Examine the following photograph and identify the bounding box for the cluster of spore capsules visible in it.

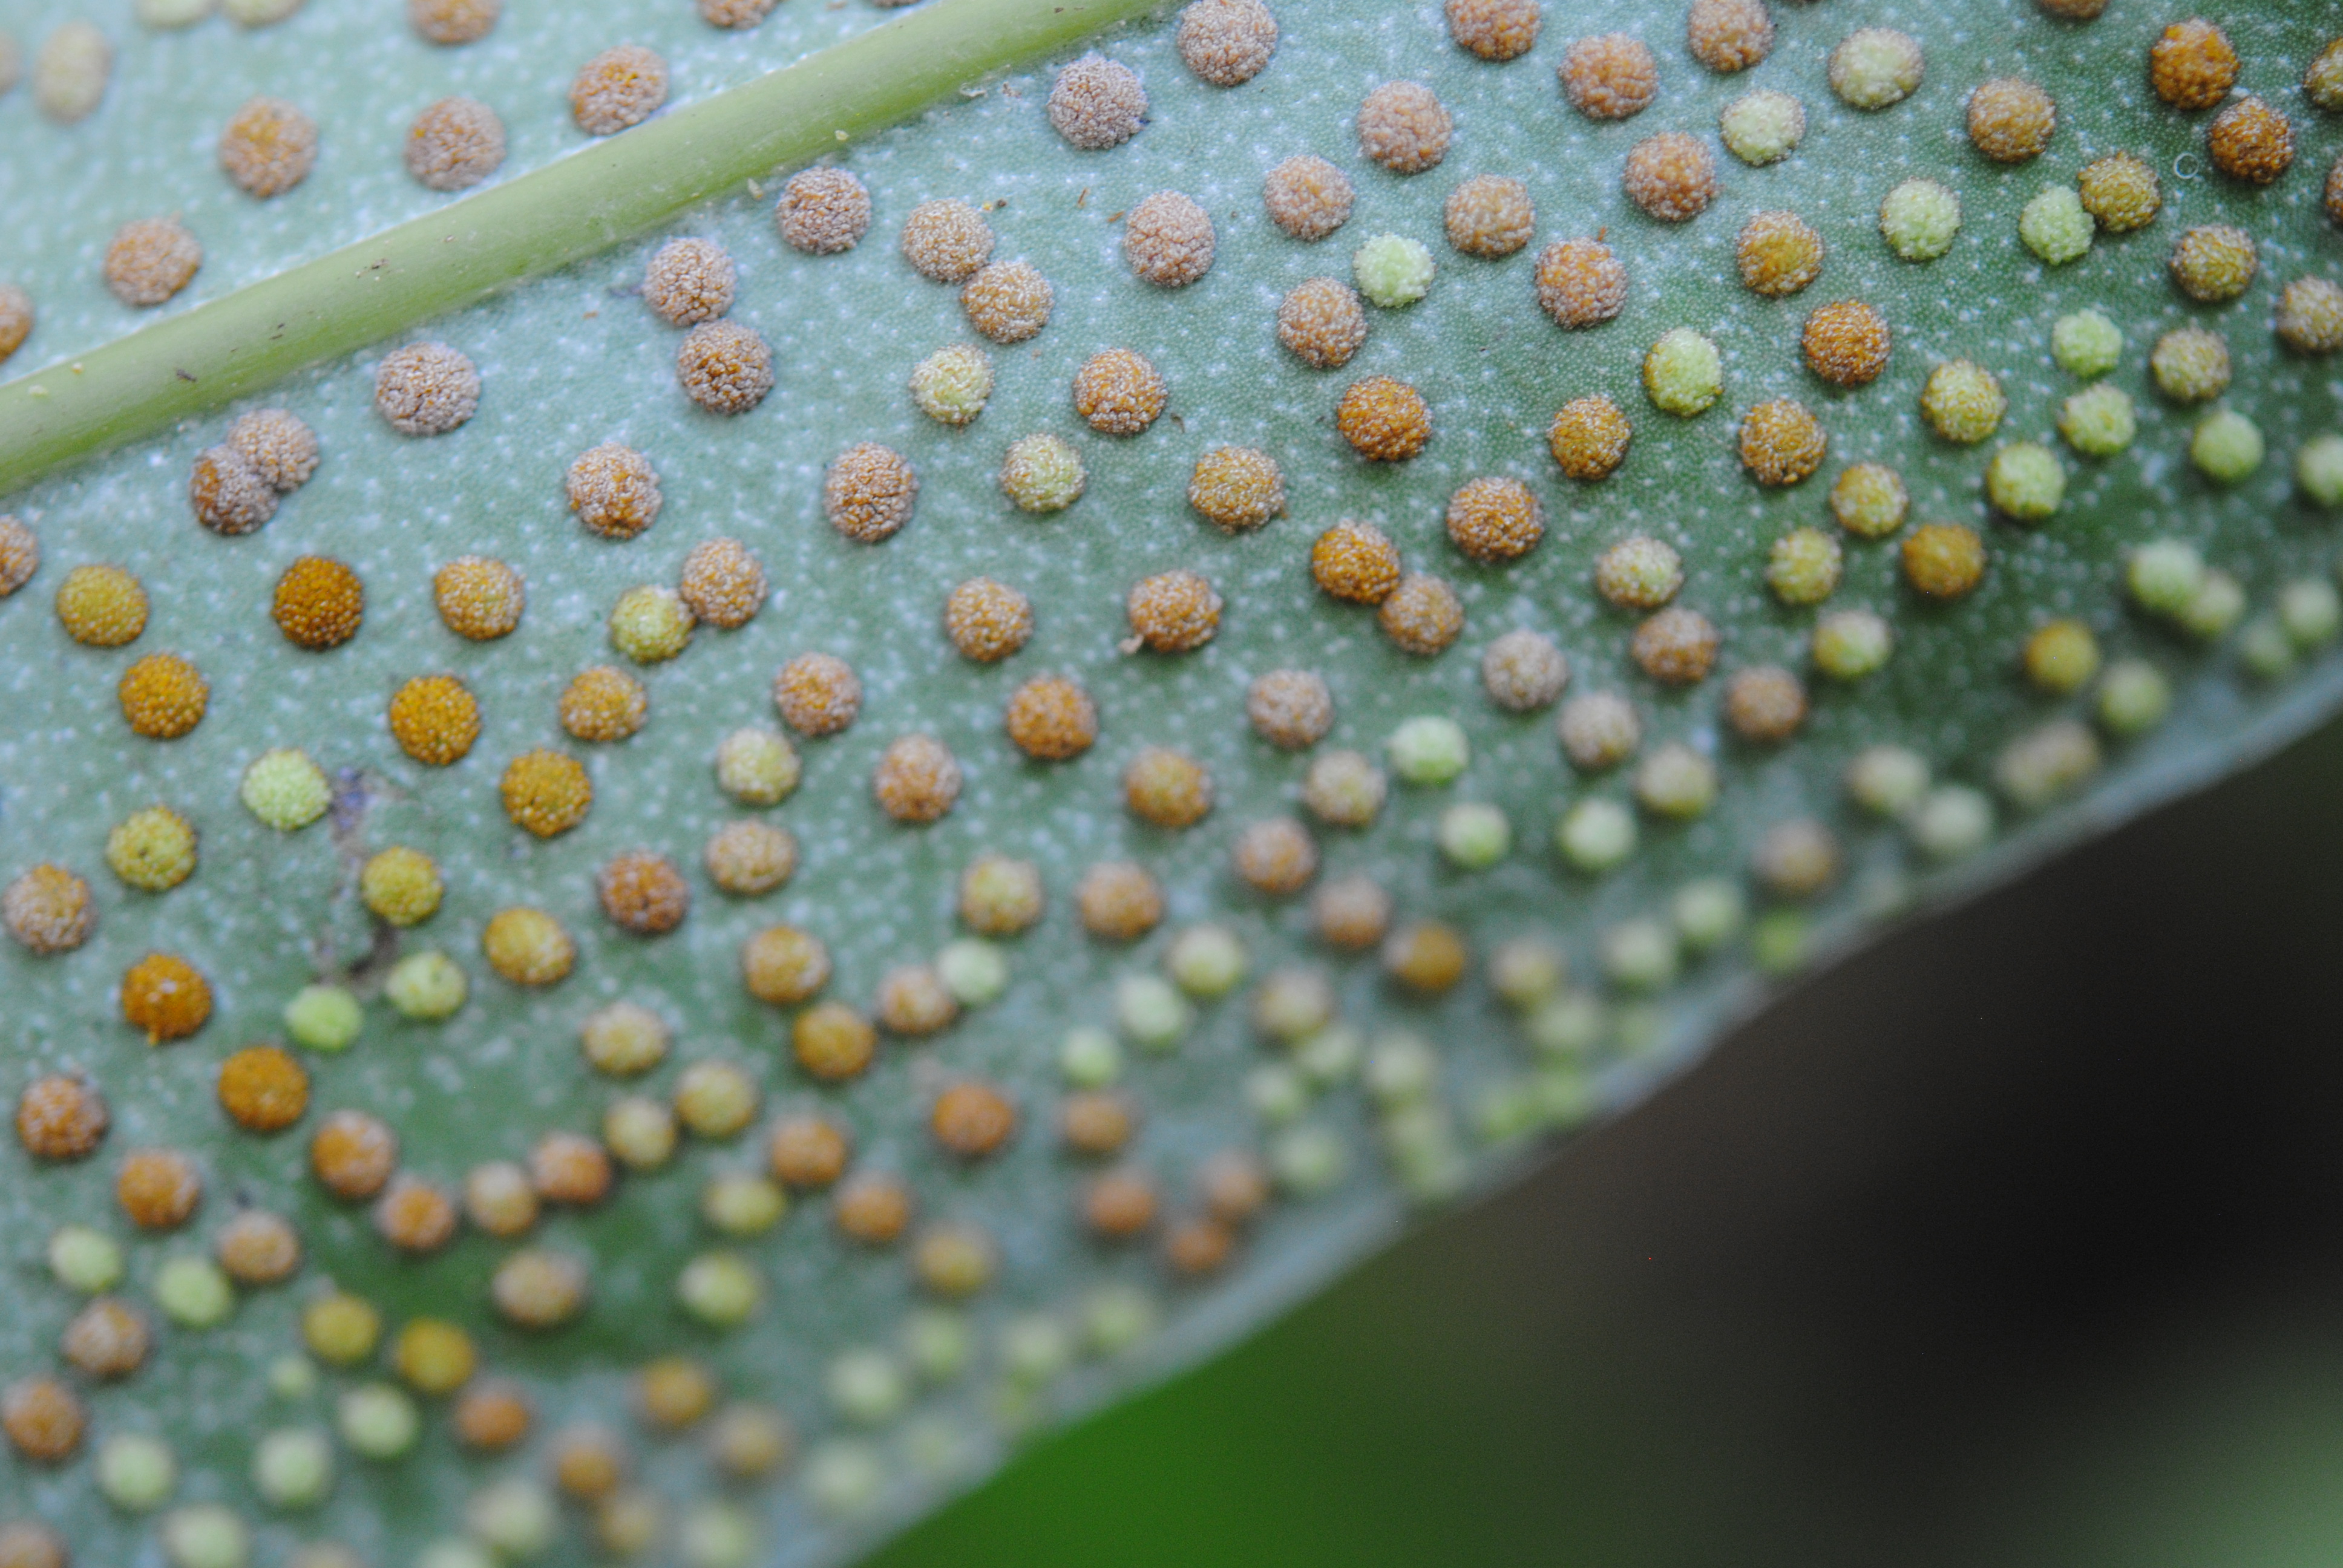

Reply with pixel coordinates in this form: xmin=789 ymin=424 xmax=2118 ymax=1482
xmin=5 ymin=0 xmax=2343 ymax=1564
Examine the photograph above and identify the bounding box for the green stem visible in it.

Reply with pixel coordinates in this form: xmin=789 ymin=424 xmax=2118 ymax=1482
xmin=0 ymin=0 xmax=1159 ymax=497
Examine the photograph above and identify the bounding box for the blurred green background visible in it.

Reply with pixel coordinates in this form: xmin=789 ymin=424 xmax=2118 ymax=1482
xmin=873 ymin=709 xmax=2343 ymax=1568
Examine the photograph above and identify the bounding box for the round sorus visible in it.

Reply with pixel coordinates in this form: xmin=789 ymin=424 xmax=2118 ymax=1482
xmin=410 ymin=0 xmax=496 ymax=42
xmin=1967 ymin=77 xmax=2055 ymax=163
xmin=16 ymin=1074 xmax=106 ymax=1160
xmin=1803 ymin=300 xmax=1890 ymax=388
xmin=559 ymin=665 xmax=647 ymax=743
xmin=1248 ymin=668 xmax=1334 ymax=747
xmin=1444 ymin=477 xmax=1542 ymax=563
xmin=900 ymin=199 xmax=994 ymax=283
xmin=931 ymin=1082 xmax=1017 ymax=1160
xmin=434 ymin=555 xmax=523 ymax=639
xmin=0 ymin=517 xmax=36 ymax=596
xmin=218 ymin=1045 xmax=308 ymax=1132
xmin=1754 ymin=820 xmax=1841 ymax=899
xmin=571 ymin=44 xmax=666 ymax=136
xmin=1737 ymin=211 xmax=1823 ymax=298
xmin=1738 ymin=398 xmax=1826 ymax=486
xmin=387 ymin=674 xmax=480 ymax=765
xmin=56 ymin=562 xmax=147 ymax=646
xmin=1879 ymin=178 xmax=1961 ymax=262
xmin=374 ymin=342 xmax=479 ymax=435
xmin=960 ymin=854 xmax=1044 ymax=936
xmin=1277 ymin=277 xmax=1367 ymax=370
xmin=105 ymin=217 xmax=202 ymax=307
xmin=1444 ymin=175 xmax=1534 ymax=259
xmin=120 ymin=952 xmax=210 ymax=1040
xmin=1311 ymin=521 xmax=1402 ymax=604
xmin=1263 ymin=154 xmax=1354 ymax=241
xmin=2170 ymin=226 xmax=2256 ymax=304
xmin=269 ymin=556 xmax=362 ymax=650
xmin=62 ymin=1297 xmax=149 ymax=1378
xmin=2053 ymin=310 xmax=2125 ymax=379
xmin=565 ymin=443 xmax=661 ymax=539
xmin=772 ymin=652 xmax=862 ymax=736
xmin=1535 ymin=238 xmax=1628 ymax=329
xmin=1356 ymin=80 xmax=1451 ymax=174
xmin=118 ymin=1147 xmax=202 ymax=1229
xmin=603 ymin=1097 xmax=676 ymax=1173
xmin=2278 ymin=278 xmax=2343 ymax=356
xmin=609 ymin=584 xmax=694 ymax=662
xmin=1336 ymin=375 xmax=1431 ymax=460
xmin=1234 ymin=817 xmax=1317 ymax=897
xmin=405 ymin=96 xmax=505 ymax=191
xmin=1188 ymin=446 xmax=1285 ymax=532
xmin=598 ymin=851 xmax=689 ymax=935
xmin=2 ymin=1379 xmax=85 ymax=1463
xmin=1049 ymin=54 xmax=1148 ymax=151
xmin=1630 ymin=607 xmax=1720 ymax=685
xmin=1481 ymin=629 xmax=1568 ymax=711
xmin=214 ymin=1208 xmax=300 ymax=1285
xmin=218 ymin=95 xmax=315 ymax=198
xmin=2025 ymin=620 xmax=2102 ymax=694
xmin=1124 ymin=746 xmax=1213 ymax=829
xmin=464 ymin=1161 xmax=539 ymax=1235
xmin=913 ymin=1225 xmax=998 ymax=1298
xmin=873 ymin=734 xmax=962 ymax=823
xmin=1720 ymin=88 xmax=1805 ymax=165
xmin=1076 ymin=861 xmax=1165 ymax=941
xmin=960 ymin=260 xmax=1055 ymax=344
xmin=376 ymin=1178 xmax=459 ymax=1255
xmin=1921 ymin=360 xmax=2005 ymax=444
xmin=1074 ymin=349 xmax=1167 ymax=435
xmin=1125 ymin=568 xmax=1222 ymax=652
xmin=1643 ymin=328 xmax=1722 ymax=416
xmin=1902 ymin=523 xmax=1987 ymax=599
xmin=393 ymin=1318 xmax=473 ymax=1393
xmin=188 ymin=445 xmax=277 ymax=534
xmin=1061 ymin=1090 xmax=1135 ymax=1156
xmin=1302 ymin=748 xmax=1388 ymax=826
xmin=641 ymin=237 xmax=736 ymax=324
xmin=2020 ymin=186 xmax=2092 ymax=266
xmin=1988 ymin=442 xmax=2066 ymax=521
xmin=310 ymin=1109 xmax=395 ymax=1200
xmin=2077 ymin=152 xmax=2160 ymax=233
xmin=999 ymin=433 xmax=1086 ymax=513
xmin=1549 ymin=394 xmax=1632 ymax=480
xmin=1447 ymin=0 xmax=1537 ymax=60
xmin=1559 ymin=33 xmax=1656 ymax=120
xmin=303 ymin=1292 xmax=383 ymax=1364
xmin=454 ymin=1383 xmax=533 ymax=1451
xmin=1767 ymin=527 xmax=1843 ymax=605
xmin=824 ymin=443 xmax=917 ymax=543
xmin=1384 ymin=921 xmax=1469 ymax=994
xmin=1354 ymin=236 xmax=1437 ymax=311
xmin=483 ymin=906 xmax=576 ymax=985
xmin=1829 ymin=27 xmax=1923 ymax=109
xmin=501 ymin=749 xmax=591 ymax=836
xmin=1004 ymin=675 xmax=1099 ymax=760
xmin=1830 ymin=463 xmax=1908 ymax=538
xmin=117 ymin=654 xmax=209 ymax=740
xmin=1725 ymin=666 xmax=1806 ymax=745
xmin=704 ymin=820 xmax=799 ymax=895
xmin=1634 ymin=743 xmax=1718 ymax=821
xmin=2059 ymin=384 xmax=2138 ymax=457
xmin=1622 ymin=132 xmax=1717 ymax=222
xmin=715 ymin=727 xmax=800 ymax=805
xmin=1085 ymin=1171 xmax=1161 ymax=1239
xmin=768 ymin=1116 xmax=850 ymax=1190
xmin=491 ymin=1249 xmax=587 ymax=1328
xmin=1313 ymin=873 xmax=1393 ymax=949
xmin=1687 ymin=0 xmax=1770 ymax=72
xmin=793 ymin=1001 xmax=877 ymax=1082
xmin=0 ymin=289 xmax=28 ymax=371
xmin=531 ymin=1130 xmax=612 ymax=1206
xmin=944 ymin=577 xmax=1032 ymax=661
xmin=777 ymin=169 xmax=870 ymax=256
xmin=2192 ymin=410 xmax=2264 ymax=485
xmin=675 ymin=322 xmax=774 ymax=414
xmin=2149 ymin=20 xmax=2236 ymax=111
xmin=1813 ymin=610 xmax=1893 ymax=680
xmin=741 ymin=925 xmax=830 ymax=1005
xmin=1378 ymin=573 xmax=1464 ymax=655
xmin=909 ymin=344 xmax=993 ymax=425
xmin=1125 ymin=191 xmax=1216 ymax=288
xmin=833 ymin=1174 xmax=912 ymax=1246
xmin=1178 ymin=0 xmax=1277 ymax=85
xmin=875 ymin=967 xmax=957 ymax=1037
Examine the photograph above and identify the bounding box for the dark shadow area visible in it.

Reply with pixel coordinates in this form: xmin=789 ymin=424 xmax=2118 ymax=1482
xmin=873 ymin=710 xmax=2343 ymax=1567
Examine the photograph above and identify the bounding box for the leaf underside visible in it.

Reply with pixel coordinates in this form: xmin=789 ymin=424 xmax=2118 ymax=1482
xmin=1 ymin=0 xmax=2340 ymax=1565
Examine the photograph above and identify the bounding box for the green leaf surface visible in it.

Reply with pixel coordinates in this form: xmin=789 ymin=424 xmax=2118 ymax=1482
xmin=1 ymin=0 xmax=2340 ymax=1564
